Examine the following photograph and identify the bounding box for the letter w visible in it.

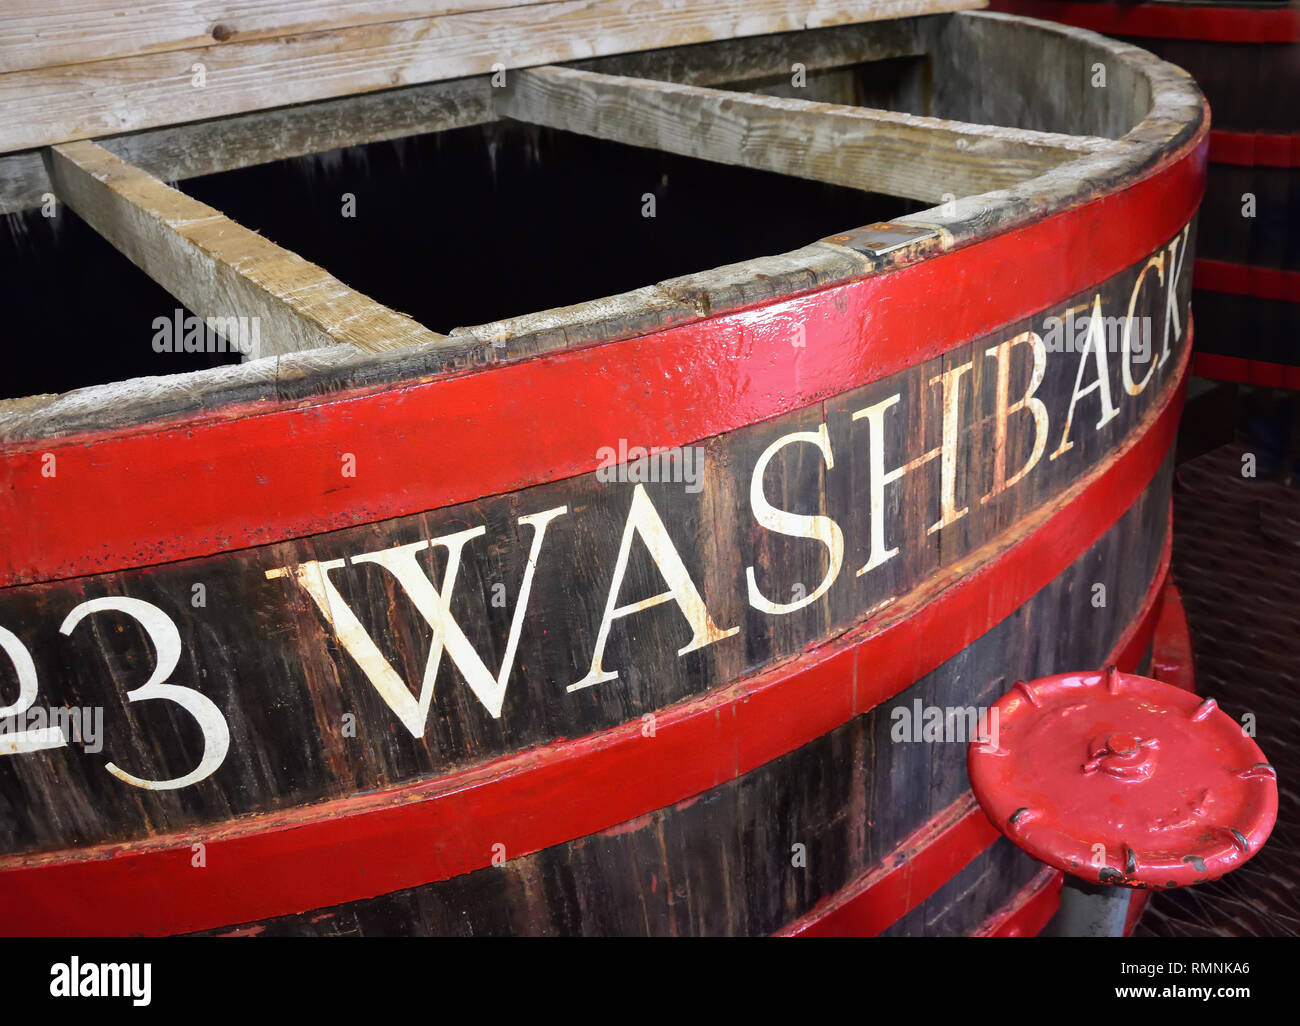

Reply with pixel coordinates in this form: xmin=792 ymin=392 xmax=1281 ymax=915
xmin=268 ymin=507 xmax=566 ymax=732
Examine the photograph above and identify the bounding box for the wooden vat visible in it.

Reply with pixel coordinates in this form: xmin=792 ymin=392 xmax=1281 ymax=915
xmin=0 ymin=8 xmax=1205 ymax=935
xmin=995 ymin=0 xmax=1300 ymax=388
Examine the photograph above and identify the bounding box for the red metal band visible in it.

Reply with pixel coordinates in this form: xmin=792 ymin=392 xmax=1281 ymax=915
xmin=990 ymin=1 xmax=1300 ymax=43
xmin=1192 ymin=353 xmax=1300 ymax=390
xmin=0 ymin=125 xmax=1205 ymax=589
xmin=0 ymin=333 xmax=1190 ymax=936
xmin=975 ymin=867 xmax=1064 ymax=937
xmin=1195 ymin=258 xmax=1300 ymax=303
xmin=779 ymin=518 xmax=1173 ymax=937
xmin=1210 ymin=130 xmax=1300 ymax=169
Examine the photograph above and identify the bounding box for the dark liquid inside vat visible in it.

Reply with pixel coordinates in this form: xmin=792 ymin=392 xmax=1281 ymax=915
xmin=1 ymin=121 xmax=922 ymax=401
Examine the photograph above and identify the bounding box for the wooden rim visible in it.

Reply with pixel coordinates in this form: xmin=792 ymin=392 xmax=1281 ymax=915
xmin=0 ymin=12 xmax=1205 ymax=450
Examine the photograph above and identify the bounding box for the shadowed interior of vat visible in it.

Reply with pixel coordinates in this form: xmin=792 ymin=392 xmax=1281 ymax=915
xmin=0 ymin=119 xmax=924 ymax=401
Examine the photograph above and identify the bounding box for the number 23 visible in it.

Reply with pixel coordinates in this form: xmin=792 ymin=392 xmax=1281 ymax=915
xmin=0 ymin=597 xmax=229 ymax=790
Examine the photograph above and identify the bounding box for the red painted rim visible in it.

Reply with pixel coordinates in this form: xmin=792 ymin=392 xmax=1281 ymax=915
xmin=1151 ymin=582 xmax=1196 ymax=693
xmin=0 ymin=123 xmax=1205 ymax=589
xmin=1193 ymin=353 xmax=1300 ymax=390
xmin=0 ymin=327 xmax=1191 ymax=936
xmin=1195 ymin=258 xmax=1300 ymax=303
xmin=1210 ymin=130 xmax=1300 ymax=169
xmin=990 ymin=1 xmax=1300 ymax=43
xmin=781 ymin=522 xmax=1172 ymax=937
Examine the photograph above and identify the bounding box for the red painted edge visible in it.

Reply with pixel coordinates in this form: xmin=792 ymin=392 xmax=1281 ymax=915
xmin=0 ymin=326 xmax=1192 ymax=937
xmin=781 ymin=518 xmax=1172 ymax=938
xmin=1192 ymin=353 xmax=1300 ymax=391
xmin=1195 ymin=258 xmax=1300 ymax=303
xmin=1151 ymin=582 xmax=1196 ymax=694
xmin=1210 ymin=130 xmax=1300 ymax=169
xmin=974 ymin=867 xmax=1064 ymax=937
xmin=989 ymin=1 xmax=1300 ymax=42
xmin=1125 ymin=889 xmax=1151 ymax=936
xmin=0 ymin=121 xmax=1206 ymax=589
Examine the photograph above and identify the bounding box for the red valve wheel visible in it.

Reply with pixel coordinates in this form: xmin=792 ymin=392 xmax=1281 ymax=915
xmin=968 ymin=668 xmax=1278 ymax=889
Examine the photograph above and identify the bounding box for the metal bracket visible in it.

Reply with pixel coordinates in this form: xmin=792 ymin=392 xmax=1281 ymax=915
xmin=824 ymin=222 xmax=942 ymax=259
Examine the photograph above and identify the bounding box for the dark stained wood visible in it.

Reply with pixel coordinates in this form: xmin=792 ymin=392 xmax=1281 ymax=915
xmin=187 ymin=473 xmax=1172 ymax=936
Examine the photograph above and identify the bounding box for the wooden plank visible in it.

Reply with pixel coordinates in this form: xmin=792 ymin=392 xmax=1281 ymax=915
xmin=0 ymin=17 xmax=931 ymax=215
xmin=575 ymin=15 xmax=929 ymax=84
xmin=0 ymin=2 xmax=550 ymax=74
xmin=496 ymin=64 xmax=1108 ymax=202
xmin=0 ymin=0 xmax=987 ymax=154
xmin=1 ymin=74 xmax=496 ymax=215
xmin=43 ymin=140 xmax=443 ymax=356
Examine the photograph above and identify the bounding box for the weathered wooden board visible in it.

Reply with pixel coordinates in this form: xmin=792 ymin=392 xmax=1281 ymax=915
xmin=44 ymin=140 xmax=443 ymax=356
xmin=0 ymin=0 xmax=988 ymax=153
xmin=496 ymin=65 xmax=1106 ymax=202
xmin=185 ymin=474 xmax=1170 ymax=936
xmin=0 ymin=18 xmax=936 ymax=215
xmin=0 ymin=224 xmax=1191 ymax=858
xmin=0 ymin=75 xmax=499 ymax=216
xmin=0 ymin=2 xmax=551 ymax=73
xmin=924 ymin=11 xmax=1153 ymax=140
